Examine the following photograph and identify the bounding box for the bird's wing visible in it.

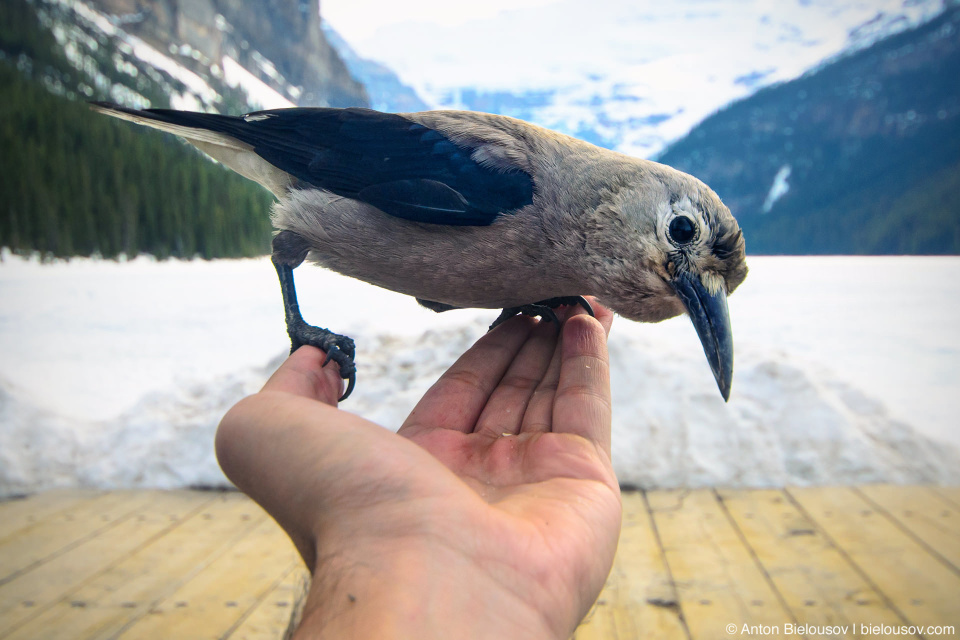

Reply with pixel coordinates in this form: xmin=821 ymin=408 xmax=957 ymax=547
xmin=91 ymin=104 xmax=533 ymax=226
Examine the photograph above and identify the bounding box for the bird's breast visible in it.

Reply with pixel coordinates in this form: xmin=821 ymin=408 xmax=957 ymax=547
xmin=272 ymin=189 xmax=584 ymax=309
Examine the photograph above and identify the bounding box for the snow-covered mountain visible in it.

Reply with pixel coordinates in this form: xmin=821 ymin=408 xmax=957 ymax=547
xmin=328 ymin=0 xmax=948 ymax=157
xmin=321 ymin=23 xmax=428 ymax=114
xmin=14 ymin=0 xmax=367 ymax=113
xmin=20 ymin=0 xmax=947 ymax=155
xmin=657 ymin=5 xmax=960 ymax=254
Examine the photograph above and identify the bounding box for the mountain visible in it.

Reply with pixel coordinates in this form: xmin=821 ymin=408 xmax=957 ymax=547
xmin=0 ymin=0 xmax=279 ymax=259
xmin=88 ymin=0 xmax=367 ymax=108
xmin=9 ymin=0 xmax=368 ymax=112
xmin=657 ymin=4 xmax=960 ymax=254
xmin=331 ymin=0 xmax=947 ymax=158
xmin=0 ymin=0 xmax=368 ymax=259
xmin=321 ymin=23 xmax=427 ymax=113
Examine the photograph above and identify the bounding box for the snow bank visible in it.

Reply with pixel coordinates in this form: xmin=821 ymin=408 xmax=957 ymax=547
xmin=607 ymin=335 xmax=959 ymax=488
xmin=0 ymin=363 xmax=272 ymax=493
xmin=1 ymin=255 xmax=958 ymax=496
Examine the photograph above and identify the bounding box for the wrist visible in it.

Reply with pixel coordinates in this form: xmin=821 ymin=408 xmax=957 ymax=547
xmin=293 ymin=536 xmax=565 ymax=640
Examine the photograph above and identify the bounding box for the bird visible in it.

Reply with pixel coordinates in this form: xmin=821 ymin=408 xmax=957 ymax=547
xmin=91 ymin=103 xmax=748 ymax=402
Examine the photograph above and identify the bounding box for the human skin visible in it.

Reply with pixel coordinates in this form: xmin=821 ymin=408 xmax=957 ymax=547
xmin=215 ymin=302 xmax=621 ymax=639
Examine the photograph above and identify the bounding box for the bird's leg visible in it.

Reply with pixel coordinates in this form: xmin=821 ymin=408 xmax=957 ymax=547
xmin=272 ymin=230 xmax=357 ymax=401
xmin=489 ymin=296 xmax=595 ymax=331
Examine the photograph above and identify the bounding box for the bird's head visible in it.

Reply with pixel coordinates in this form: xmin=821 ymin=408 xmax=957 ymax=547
xmin=589 ymin=164 xmax=748 ymax=400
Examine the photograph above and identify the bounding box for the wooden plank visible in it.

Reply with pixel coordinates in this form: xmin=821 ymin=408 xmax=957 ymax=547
xmin=857 ymin=485 xmax=960 ymax=572
xmin=718 ymin=488 xmax=906 ymax=638
xmin=117 ymin=514 xmax=300 ymax=638
xmin=0 ymin=490 xmax=105 ymax=543
xmin=574 ymin=491 xmax=687 ymax=640
xmin=0 ymin=490 xmax=214 ymax=636
xmin=225 ymin=566 xmax=309 ymax=640
xmin=574 ymin=586 xmax=619 ymax=639
xmin=931 ymin=486 xmax=960 ymax=509
xmin=647 ymin=489 xmax=792 ymax=640
xmin=789 ymin=486 xmax=960 ymax=633
xmin=4 ymin=492 xmax=266 ymax=640
xmin=0 ymin=491 xmax=155 ymax=585
xmin=2 ymin=487 xmax=954 ymax=639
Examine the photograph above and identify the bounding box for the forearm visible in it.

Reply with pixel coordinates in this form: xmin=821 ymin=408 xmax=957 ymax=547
xmin=293 ymin=540 xmax=568 ymax=640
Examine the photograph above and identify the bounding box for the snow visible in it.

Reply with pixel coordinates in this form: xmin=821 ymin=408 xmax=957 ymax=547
xmin=42 ymin=0 xmax=300 ymax=113
xmin=321 ymin=0 xmax=945 ymax=157
xmin=762 ymin=165 xmax=792 ymax=213
xmin=71 ymin=0 xmax=220 ymax=106
xmin=121 ymin=33 xmax=220 ymax=106
xmin=221 ymin=56 xmax=296 ymax=110
xmin=1 ymin=254 xmax=958 ymax=496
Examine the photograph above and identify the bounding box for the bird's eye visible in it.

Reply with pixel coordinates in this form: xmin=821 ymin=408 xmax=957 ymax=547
xmin=668 ymin=216 xmax=697 ymax=245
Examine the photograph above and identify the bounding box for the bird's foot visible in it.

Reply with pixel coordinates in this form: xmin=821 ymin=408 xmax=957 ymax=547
xmin=287 ymin=321 xmax=357 ymax=401
xmin=489 ymin=296 xmax=595 ymax=331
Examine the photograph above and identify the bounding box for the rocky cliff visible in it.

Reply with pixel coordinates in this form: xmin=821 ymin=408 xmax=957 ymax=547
xmin=87 ymin=0 xmax=368 ymax=108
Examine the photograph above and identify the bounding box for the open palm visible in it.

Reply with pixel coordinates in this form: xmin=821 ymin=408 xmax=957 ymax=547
xmin=217 ymin=302 xmax=621 ymax=639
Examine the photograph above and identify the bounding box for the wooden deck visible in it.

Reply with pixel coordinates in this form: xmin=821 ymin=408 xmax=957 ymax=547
xmin=0 ymin=487 xmax=956 ymax=639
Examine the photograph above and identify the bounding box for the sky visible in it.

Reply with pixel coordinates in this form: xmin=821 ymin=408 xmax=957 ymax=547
xmin=320 ymin=0 xmax=559 ymax=43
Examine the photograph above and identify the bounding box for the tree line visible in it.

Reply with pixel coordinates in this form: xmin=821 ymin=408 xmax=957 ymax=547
xmin=0 ymin=0 xmax=275 ymax=259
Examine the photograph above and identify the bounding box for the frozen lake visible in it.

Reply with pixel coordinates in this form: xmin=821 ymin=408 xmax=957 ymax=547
xmin=1 ymin=253 xmax=958 ymax=495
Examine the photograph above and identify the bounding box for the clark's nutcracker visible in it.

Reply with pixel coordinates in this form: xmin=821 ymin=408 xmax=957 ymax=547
xmin=92 ymin=103 xmax=747 ymax=401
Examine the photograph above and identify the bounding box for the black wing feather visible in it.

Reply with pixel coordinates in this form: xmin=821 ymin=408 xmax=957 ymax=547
xmin=107 ymin=105 xmax=533 ymax=226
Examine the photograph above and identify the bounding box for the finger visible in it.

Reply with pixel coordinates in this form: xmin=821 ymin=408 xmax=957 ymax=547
xmin=552 ymin=314 xmax=612 ymax=453
xmin=583 ymin=295 xmax=614 ymax=337
xmin=261 ymin=345 xmax=343 ymax=406
xmin=519 ymin=301 xmax=613 ymax=434
xmin=473 ymin=317 xmax=560 ymax=438
xmin=399 ymin=316 xmax=536 ymax=436
xmin=518 ymin=303 xmax=586 ymax=433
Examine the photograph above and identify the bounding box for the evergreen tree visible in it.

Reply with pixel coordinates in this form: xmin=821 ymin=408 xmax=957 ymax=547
xmin=0 ymin=0 xmax=275 ymax=260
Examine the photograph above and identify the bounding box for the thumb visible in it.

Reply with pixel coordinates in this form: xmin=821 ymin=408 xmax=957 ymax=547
xmin=262 ymin=346 xmax=344 ymax=406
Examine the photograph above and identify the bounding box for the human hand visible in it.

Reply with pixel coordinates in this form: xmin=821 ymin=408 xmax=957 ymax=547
xmin=216 ymin=302 xmax=620 ymax=639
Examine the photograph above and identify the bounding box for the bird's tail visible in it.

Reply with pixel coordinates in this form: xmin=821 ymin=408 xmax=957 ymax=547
xmin=90 ymin=102 xmax=252 ymax=151
xmin=90 ymin=102 xmax=293 ymax=196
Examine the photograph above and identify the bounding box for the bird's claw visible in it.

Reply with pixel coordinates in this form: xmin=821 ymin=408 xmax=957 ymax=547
xmin=287 ymin=321 xmax=358 ymax=401
xmin=542 ymin=296 xmax=595 ymax=317
xmin=489 ymin=295 xmax=595 ymax=331
xmin=490 ymin=303 xmax=558 ymax=331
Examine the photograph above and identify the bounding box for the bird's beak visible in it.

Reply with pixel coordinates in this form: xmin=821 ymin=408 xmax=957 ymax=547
xmin=671 ymin=270 xmax=734 ymax=401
